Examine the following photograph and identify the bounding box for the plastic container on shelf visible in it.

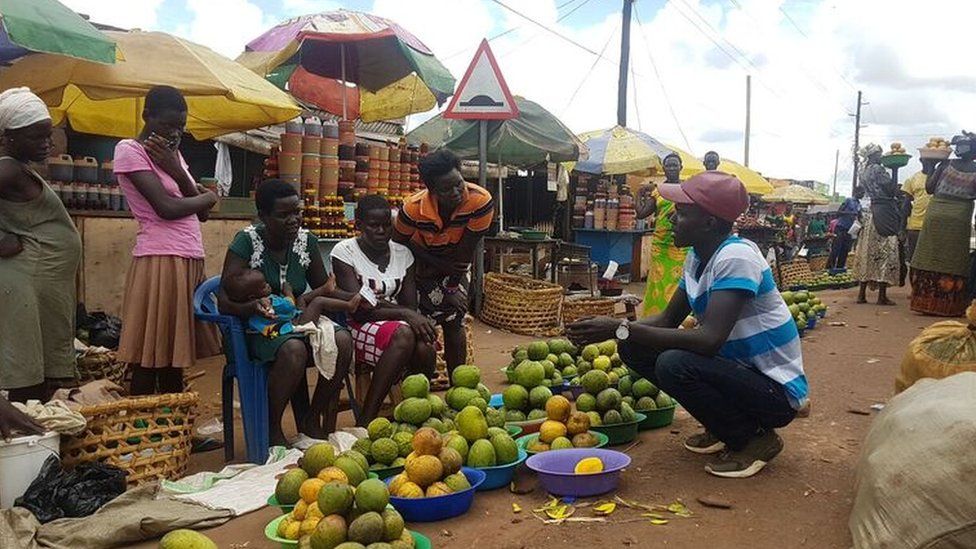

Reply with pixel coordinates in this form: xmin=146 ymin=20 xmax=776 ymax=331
xmin=284 ymin=118 xmax=303 ymax=134
xmin=320 ymin=137 xmax=338 ymax=157
xmin=0 ymin=431 xmax=59 ymax=508
xmin=584 ymin=210 xmax=594 ymax=229
xmin=277 ymin=152 xmax=301 ymax=176
xmin=321 ymin=120 xmax=338 ymax=139
xmin=337 ymin=144 xmax=355 ymax=160
xmin=99 ymin=160 xmax=115 ymax=185
xmin=279 ymin=133 xmax=301 ymax=154
xmin=46 ymin=154 xmax=74 ymax=182
xmin=593 ymin=198 xmax=606 ymax=229
xmin=302 ymin=117 xmax=322 ymax=137
xmin=74 ymin=156 xmax=99 ymax=184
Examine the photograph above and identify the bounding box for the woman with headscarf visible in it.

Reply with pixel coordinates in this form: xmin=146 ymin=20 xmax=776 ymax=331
xmin=114 ymin=85 xmax=221 ymax=397
xmin=910 ymin=131 xmax=976 ymax=316
xmin=0 ymin=88 xmax=81 ymax=402
xmin=637 ymin=152 xmax=688 ymax=316
xmin=853 ymin=143 xmax=901 ymax=306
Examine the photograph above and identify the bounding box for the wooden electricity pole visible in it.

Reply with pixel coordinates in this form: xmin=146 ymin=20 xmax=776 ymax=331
xmin=617 ymin=0 xmax=633 ymax=127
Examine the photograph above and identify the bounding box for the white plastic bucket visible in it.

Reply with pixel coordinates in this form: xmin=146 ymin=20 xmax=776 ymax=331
xmin=0 ymin=431 xmax=60 ymax=508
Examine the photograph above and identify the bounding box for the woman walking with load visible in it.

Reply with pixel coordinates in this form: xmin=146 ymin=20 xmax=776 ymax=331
xmin=0 ymin=88 xmax=81 ymax=402
xmin=853 ymin=144 xmax=901 ymax=306
xmin=910 ymin=131 xmax=976 ymax=317
xmin=638 ymin=153 xmax=687 ymax=316
xmin=114 ymin=86 xmax=221 ymax=397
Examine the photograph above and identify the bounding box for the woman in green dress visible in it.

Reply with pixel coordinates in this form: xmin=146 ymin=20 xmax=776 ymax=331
xmin=638 ymin=153 xmax=688 ymax=317
xmin=0 ymin=88 xmax=81 ymax=402
xmin=218 ymin=180 xmax=354 ymax=445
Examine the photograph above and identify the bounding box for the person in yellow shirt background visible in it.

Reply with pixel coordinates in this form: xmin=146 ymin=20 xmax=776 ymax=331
xmin=901 ymin=171 xmax=930 ymax=275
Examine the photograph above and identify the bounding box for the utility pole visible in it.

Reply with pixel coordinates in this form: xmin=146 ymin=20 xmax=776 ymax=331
xmin=851 ymin=90 xmax=863 ymax=191
xmin=832 ymin=149 xmax=839 ymax=197
xmin=617 ymin=0 xmax=633 ymax=127
xmin=744 ymin=74 xmax=751 ymax=167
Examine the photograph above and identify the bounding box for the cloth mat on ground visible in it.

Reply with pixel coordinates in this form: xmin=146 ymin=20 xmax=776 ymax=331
xmin=0 ymin=484 xmax=231 ymax=549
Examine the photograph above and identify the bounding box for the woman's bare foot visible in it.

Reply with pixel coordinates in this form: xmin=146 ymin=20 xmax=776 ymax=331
xmin=856 ymin=295 xmax=868 ymax=304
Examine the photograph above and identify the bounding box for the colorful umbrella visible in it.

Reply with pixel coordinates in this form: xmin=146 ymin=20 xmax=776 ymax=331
xmin=761 ymin=184 xmax=829 ymax=205
xmin=0 ymin=30 xmax=301 ymax=140
xmin=238 ymin=10 xmax=454 ymax=121
xmin=282 ymin=66 xmax=436 ymax=123
xmin=718 ymin=159 xmax=774 ymax=195
xmin=405 ymin=96 xmax=584 ymax=165
xmin=573 ymin=125 xmax=673 ymax=175
xmin=0 ymin=0 xmax=116 ymax=64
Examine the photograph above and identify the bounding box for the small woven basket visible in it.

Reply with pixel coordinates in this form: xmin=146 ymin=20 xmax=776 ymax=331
xmin=76 ymin=351 xmax=127 ymax=386
xmin=60 ymin=392 xmax=198 ymax=487
xmin=562 ymin=297 xmax=616 ymax=324
xmin=480 ymin=273 xmax=562 ymax=336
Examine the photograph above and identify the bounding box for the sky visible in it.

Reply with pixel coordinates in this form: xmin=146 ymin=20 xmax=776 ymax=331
xmin=62 ymin=0 xmax=976 ymax=196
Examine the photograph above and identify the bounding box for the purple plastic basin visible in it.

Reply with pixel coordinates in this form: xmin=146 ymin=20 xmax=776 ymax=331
xmin=525 ymin=448 xmax=631 ymax=497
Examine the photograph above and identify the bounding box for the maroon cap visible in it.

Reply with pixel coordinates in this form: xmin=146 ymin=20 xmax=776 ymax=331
xmin=658 ymin=170 xmax=749 ymax=222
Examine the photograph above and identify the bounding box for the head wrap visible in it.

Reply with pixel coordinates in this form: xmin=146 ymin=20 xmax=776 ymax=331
xmin=0 ymin=87 xmax=50 ymax=134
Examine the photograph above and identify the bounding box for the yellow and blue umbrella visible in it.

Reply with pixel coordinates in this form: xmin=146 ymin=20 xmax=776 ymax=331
xmin=573 ymin=125 xmax=674 ymax=175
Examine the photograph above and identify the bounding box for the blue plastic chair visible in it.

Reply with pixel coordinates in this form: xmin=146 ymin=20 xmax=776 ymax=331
xmin=193 ymin=275 xmax=359 ymax=464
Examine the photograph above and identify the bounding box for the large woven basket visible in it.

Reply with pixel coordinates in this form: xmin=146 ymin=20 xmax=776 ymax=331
xmin=776 ymin=259 xmax=814 ymax=288
xmin=61 ymin=392 xmax=198 ymax=487
xmin=562 ymin=297 xmax=616 ymax=324
xmin=76 ymin=351 xmax=127 ymax=386
xmin=480 ymin=272 xmax=562 ymax=336
xmin=807 ymin=255 xmax=828 ymax=274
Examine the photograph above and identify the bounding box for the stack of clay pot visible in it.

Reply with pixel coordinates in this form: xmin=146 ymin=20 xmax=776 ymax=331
xmin=320 ymin=121 xmax=339 ymax=197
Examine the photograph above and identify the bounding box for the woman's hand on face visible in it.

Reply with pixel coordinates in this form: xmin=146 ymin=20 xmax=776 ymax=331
xmin=143 ymin=136 xmax=184 ymax=179
xmin=405 ymin=311 xmax=437 ymax=344
xmin=0 ymin=233 xmax=23 ymax=258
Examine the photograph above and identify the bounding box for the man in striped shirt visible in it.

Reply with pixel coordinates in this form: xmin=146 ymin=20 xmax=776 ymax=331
xmin=394 ymin=149 xmax=493 ymax=375
xmin=568 ymin=171 xmax=806 ymax=478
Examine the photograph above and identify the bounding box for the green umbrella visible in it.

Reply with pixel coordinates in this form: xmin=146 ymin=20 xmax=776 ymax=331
xmin=406 ymin=96 xmax=583 ymax=166
xmin=0 ymin=0 xmax=116 ymax=64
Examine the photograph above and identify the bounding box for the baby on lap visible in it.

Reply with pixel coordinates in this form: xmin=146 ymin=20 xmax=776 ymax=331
xmin=225 ymin=269 xmax=361 ymax=337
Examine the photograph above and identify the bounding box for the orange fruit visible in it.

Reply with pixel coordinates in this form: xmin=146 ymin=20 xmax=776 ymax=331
xmin=316 ymin=466 xmax=348 ymax=484
xmin=299 ymin=478 xmax=326 ymax=504
xmin=574 ymin=457 xmax=604 ymax=474
xmin=545 ymin=395 xmax=572 ymax=422
xmin=404 ymin=454 xmax=443 ymax=488
xmin=538 ymin=420 xmax=568 ymax=444
xmin=411 ymin=427 xmax=443 ymax=456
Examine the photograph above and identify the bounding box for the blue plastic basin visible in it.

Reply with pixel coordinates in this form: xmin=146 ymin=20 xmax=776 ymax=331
xmin=475 ymin=448 xmax=527 ymax=491
xmin=385 ymin=467 xmax=485 ymax=522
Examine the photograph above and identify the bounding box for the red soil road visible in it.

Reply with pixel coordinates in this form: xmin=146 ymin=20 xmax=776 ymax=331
xmin=129 ymin=284 xmax=929 ymax=549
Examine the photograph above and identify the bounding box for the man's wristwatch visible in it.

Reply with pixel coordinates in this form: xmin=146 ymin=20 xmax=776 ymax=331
xmin=615 ymin=319 xmax=630 ymax=341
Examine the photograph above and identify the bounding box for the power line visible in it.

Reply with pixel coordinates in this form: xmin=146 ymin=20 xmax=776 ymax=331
xmin=563 ymin=23 xmax=618 ymax=114
xmin=496 ymin=0 xmax=595 ymax=59
xmin=442 ymin=0 xmax=583 ymax=61
xmin=675 ymin=0 xmax=764 ymax=75
xmin=490 ymin=0 xmax=601 ymax=57
xmin=630 ymin=58 xmax=642 ymax=131
xmin=633 ymin=3 xmax=691 ymax=150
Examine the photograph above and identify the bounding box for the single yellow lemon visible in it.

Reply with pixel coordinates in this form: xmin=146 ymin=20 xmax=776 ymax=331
xmin=574 ymin=457 xmax=604 ymax=474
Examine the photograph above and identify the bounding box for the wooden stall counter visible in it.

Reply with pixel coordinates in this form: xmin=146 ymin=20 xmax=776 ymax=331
xmin=70 ymin=209 xmax=257 ymax=316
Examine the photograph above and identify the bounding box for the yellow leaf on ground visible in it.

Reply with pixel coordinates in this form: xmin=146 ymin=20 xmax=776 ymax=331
xmin=512 ymin=503 xmax=522 ymax=513
xmin=667 ymin=501 xmax=692 ymax=517
xmin=594 ymin=502 xmax=616 ymax=515
xmin=649 ymin=519 xmax=669 ymax=526
xmin=545 ymin=505 xmax=576 ymax=520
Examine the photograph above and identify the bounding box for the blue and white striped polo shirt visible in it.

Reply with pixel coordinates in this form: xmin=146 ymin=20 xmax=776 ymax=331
xmin=678 ymin=235 xmax=807 ymax=408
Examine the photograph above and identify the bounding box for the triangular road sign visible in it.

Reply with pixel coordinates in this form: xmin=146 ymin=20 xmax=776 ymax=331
xmin=444 ymin=39 xmax=519 ymax=120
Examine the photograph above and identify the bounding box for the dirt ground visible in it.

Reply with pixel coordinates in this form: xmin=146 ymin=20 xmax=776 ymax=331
xmin=130 ymin=283 xmax=928 ymax=549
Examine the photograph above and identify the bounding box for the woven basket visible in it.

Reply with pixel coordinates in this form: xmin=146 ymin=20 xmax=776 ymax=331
xmin=562 ymin=297 xmax=616 ymax=324
xmin=480 ymin=273 xmax=562 ymax=336
xmin=76 ymin=351 xmax=127 ymax=386
xmin=777 ymin=259 xmax=814 ymax=288
xmin=433 ymin=315 xmax=475 ymax=389
xmin=807 ymin=255 xmax=828 ymax=274
xmin=61 ymin=392 xmax=198 ymax=487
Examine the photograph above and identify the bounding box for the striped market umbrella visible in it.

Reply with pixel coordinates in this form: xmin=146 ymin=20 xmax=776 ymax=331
xmin=0 ymin=0 xmax=116 ymax=64
xmin=573 ymin=125 xmax=673 ymax=175
xmin=237 ymin=10 xmax=454 ymax=121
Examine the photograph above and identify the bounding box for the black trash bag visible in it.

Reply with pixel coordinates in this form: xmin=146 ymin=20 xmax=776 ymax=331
xmin=75 ymin=303 xmax=123 ymax=349
xmin=14 ymin=455 xmax=127 ymax=523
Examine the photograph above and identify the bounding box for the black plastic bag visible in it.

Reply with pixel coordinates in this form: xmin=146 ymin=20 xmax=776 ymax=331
xmin=14 ymin=455 xmax=127 ymax=523
xmin=75 ymin=304 xmax=123 ymax=349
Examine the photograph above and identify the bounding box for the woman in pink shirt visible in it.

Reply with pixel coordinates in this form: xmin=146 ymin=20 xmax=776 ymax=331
xmin=114 ymin=86 xmax=220 ymax=395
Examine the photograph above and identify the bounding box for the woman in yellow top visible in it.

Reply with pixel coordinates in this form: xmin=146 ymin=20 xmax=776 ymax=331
xmin=637 ymin=153 xmax=687 ymax=316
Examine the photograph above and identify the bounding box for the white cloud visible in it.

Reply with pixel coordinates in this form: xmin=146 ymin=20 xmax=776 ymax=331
xmin=60 ymin=0 xmax=163 ymax=31
xmin=182 ymin=0 xmax=277 ymax=58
